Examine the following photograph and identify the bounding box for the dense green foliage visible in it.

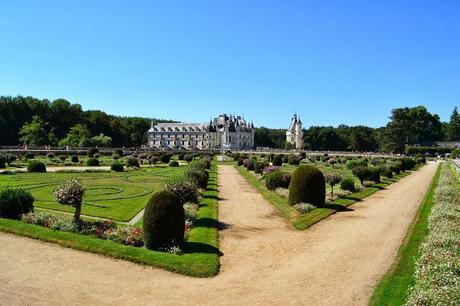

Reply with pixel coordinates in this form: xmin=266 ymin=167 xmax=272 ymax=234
xmin=27 ymin=160 xmax=46 ymax=173
xmin=111 ymin=162 xmax=124 ymax=172
xmin=265 ymin=170 xmax=290 ymax=190
xmin=340 ymin=178 xmax=356 ymax=192
xmin=0 ymin=95 xmax=175 ymax=147
xmin=0 ymin=188 xmax=34 ymax=219
xmin=86 ymin=158 xmax=100 ymax=166
xmin=288 ymin=165 xmax=325 ymax=206
xmin=143 ymin=190 xmax=185 ymax=250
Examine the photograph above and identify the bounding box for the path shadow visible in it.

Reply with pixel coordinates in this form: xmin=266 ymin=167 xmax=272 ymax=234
xmin=183 ymin=242 xmax=223 ymax=256
xmin=217 ymin=221 xmax=232 ymax=230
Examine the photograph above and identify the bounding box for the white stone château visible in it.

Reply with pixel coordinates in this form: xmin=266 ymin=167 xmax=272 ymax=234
xmin=286 ymin=114 xmax=304 ymax=150
xmin=147 ymin=114 xmax=254 ymax=150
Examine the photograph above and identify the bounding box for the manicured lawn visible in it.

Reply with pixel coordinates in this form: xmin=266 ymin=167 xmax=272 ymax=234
xmin=236 ymin=165 xmax=414 ymax=230
xmin=369 ymin=163 xmax=441 ymax=305
xmin=0 ymin=163 xmax=220 ymax=277
xmin=0 ymin=167 xmax=183 ymax=222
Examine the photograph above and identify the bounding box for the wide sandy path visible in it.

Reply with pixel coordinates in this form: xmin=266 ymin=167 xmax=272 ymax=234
xmin=0 ymin=163 xmax=437 ymax=305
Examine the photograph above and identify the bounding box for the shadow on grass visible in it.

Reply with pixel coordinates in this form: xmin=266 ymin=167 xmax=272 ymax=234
xmin=205 ymin=187 xmax=218 ymax=192
xmin=203 ymin=194 xmax=226 ymax=201
xmin=194 ymin=217 xmax=218 ymax=229
xmin=184 ymin=241 xmax=223 ymax=256
xmin=326 ymin=204 xmax=354 ymax=212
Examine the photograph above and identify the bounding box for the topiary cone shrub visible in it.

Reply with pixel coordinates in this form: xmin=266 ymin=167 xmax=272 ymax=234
xmin=143 ymin=190 xmax=185 ymax=250
xmin=288 ymin=165 xmax=325 ymax=206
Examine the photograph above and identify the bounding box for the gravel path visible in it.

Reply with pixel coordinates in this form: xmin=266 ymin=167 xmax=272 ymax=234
xmin=0 ymin=163 xmax=438 ymax=305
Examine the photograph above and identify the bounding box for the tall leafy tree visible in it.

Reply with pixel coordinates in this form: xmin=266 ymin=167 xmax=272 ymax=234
xmin=447 ymin=107 xmax=460 ymax=141
xmin=18 ymin=116 xmax=49 ymax=146
xmin=58 ymin=124 xmax=91 ymax=147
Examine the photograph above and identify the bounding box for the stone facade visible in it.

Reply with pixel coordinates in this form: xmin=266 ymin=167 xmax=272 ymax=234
xmin=286 ymin=114 xmax=304 ymax=150
xmin=147 ymin=114 xmax=254 ymax=150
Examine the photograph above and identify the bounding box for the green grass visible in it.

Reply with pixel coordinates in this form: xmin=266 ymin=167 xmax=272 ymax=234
xmin=369 ymin=163 xmax=441 ymax=306
xmin=0 ymin=167 xmax=183 ymax=222
xmin=0 ymin=163 xmax=220 ymax=277
xmin=236 ymin=165 xmax=413 ymax=230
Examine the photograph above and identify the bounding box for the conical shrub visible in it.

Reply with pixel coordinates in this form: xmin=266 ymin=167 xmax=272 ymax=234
xmin=143 ymin=190 xmax=185 ymax=250
xmin=288 ymin=165 xmax=325 ymax=206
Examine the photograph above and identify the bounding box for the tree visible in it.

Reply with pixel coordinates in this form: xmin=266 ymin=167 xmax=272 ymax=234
xmin=447 ymin=107 xmax=460 ymax=141
xmin=325 ymin=172 xmax=342 ymax=196
xmin=87 ymin=133 xmax=112 ymax=147
xmin=53 ymin=179 xmax=85 ymax=223
xmin=379 ymin=106 xmax=443 ymax=153
xmin=18 ymin=116 xmax=48 ymax=145
xmin=58 ymin=124 xmax=91 ymax=147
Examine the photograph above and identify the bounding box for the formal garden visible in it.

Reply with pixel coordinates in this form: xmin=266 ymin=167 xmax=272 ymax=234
xmin=232 ymin=152 xmax=425 ymax=229
xmin=0 ymin=150 xmax=220 ymax=277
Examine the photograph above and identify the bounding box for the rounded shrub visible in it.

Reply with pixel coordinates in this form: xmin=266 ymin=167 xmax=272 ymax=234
xmin=415 ymin=153 xmax=426 ymax=164
xmin=86 ymin=158 xmax=100 ymax=166
xmin=94 ymin=153 xmax=100 ymax=159
xmin=400 ymin=158 xmax=416 ymax=171
xmin=87 ymin=147 xmax=98 ymax=157
xmin=59 ymin=155 xmax=67 ymax=162
xmin=162 ymin=178 xmax=199 ymax=204
xmin=143 ymin=190 xmax=185 ymax=250
xmin=184 ymin=154 xmax=193 ymax=163
xmin=340 ymin=178 xmax=356 ymax=192
xmin=369 ymin=167 xmax=381 ymax=183
xmin=288 ymin=155 xmax=300 ymax=165
xmin=27 ymin=160 xmax=46 ymax=173
xmin=288 ymin=165 xmax=325 ymax=206
xmin=177 ymin=153 xmax=185 ymax=160
xmin=254 ymin=161 xmax=268 ymax=174
xmin=265 ymin=170 xmax=284 ymax=190
xmin=5 ymin=154 xmax=17 ymax=165
xmin=111 ymin=162 xmax=124 ymax=172
xmin=126 ymin=157 xmax=140 ymax=168
xmin=160 ymin=153 xmax=172 ymax=164
xmin=71 ymin=155 xmax=79 ymax=163
xmin=245 ymin=159 xmax=255 ymax=171
xmin=346 ymin=160 xmax=357 ymax=170
xmin=47 ymin=152 xmax=55 ymax=159
xmin=352 ymin=166 xmax=372 ymax=185
xmin=382 ymin=167 xmax=393 ymax=178
xmin=169 ymin=160 xmax=179 ymax=167
xmin=0 ymin=188 xmax=34 ymax=219
xmin=185 ymin=169 xmax=209 ymax=189
xmin=273 ymin=155 xmax=283 ymax=166
xmin=390 ymin=164 xmax=401 ymax=175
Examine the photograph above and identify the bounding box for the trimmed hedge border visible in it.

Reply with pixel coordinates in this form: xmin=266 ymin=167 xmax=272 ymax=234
xmin=0 ymin=163 xmax=220 ymax=277
xmin=236 ymin=165 xmax=415 ymax=230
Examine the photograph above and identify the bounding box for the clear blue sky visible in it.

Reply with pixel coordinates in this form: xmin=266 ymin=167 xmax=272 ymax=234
xmin=1 ymin=1 xmax=459 ymax=128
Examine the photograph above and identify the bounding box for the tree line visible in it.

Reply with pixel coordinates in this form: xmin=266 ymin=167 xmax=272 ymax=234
xmin=255 ymin=105 xmax=460 ymax=153
xmin=0 ymin=96 xmax=175 ymax=147
xmin=1 ymin=96 xmax=459 ymax=153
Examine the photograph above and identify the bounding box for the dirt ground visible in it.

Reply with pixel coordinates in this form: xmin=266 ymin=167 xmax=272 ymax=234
xmin=0 ymin=163 xmax=437 ymax=305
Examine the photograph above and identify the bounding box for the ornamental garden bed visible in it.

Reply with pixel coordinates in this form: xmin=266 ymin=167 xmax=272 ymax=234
xmin=0 ymin=160 xmax=220 ymax=277
xmin=234 ymin=154 xmax=421 ymax=230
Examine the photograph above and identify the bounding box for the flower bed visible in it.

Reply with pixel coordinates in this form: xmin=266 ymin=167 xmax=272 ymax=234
xmin=406 ymin=163 xmax=460 ymax=305
xmin=22 ymin=212 xmax=144 ymax=246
